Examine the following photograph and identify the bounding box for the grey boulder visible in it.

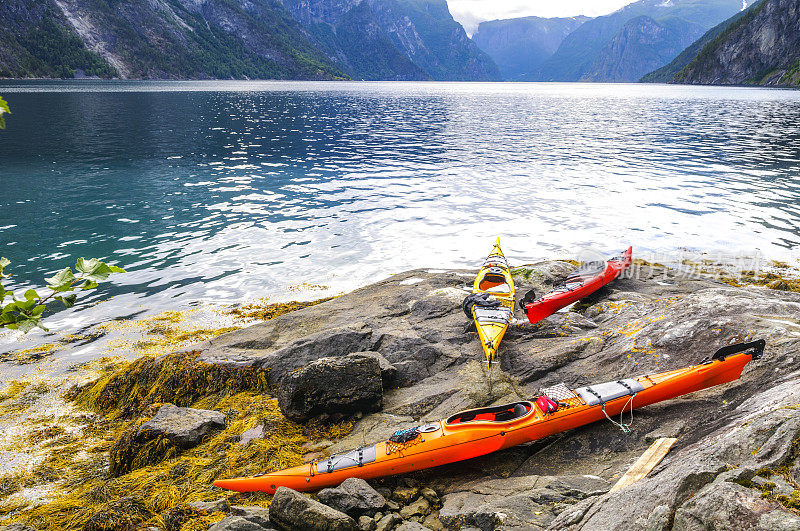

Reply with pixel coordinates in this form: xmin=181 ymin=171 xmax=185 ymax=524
xmin=269 ymin=486 xmax=358 ymax=531
xmin=109 ymin=403 xmax=225 ymax=475
xmin=374 ymin=513 xmax=402 ymax=531
xmin=278 ymin=353 xmax=383 ymax=422
xmin=351 ymin=351 xmax=398 ymax=388
xmin=394 ymin=523 xmax=428 ymax=531
xmin=439 ymin=474 xmax=609 ymax=530
xmin=139 ymin=403 xmax=225 ymax=448
xmin=317 ymin=477 xmax=387 ymax=517
xmin=209 ymin=506 xmax=275 ymax=531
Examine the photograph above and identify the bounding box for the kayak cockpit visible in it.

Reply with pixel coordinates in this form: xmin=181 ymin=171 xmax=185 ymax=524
xmin=445 ymin=401 xmax=534 ymax=426
xmin=477 ymin=268 xmax=511 ymax=294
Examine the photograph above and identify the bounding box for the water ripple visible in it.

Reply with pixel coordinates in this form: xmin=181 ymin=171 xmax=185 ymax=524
xmin=0 ymin=81 xmax=799 ymax=337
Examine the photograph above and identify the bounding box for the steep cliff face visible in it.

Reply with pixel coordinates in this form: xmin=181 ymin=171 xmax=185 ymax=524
xmin=329 ymin=1 xmax=430 ymax=80
xmin=368 ymin=0 xmax=500 ymax=81
xmin=472 ymin=16 xmax=589 ymax=81
xmin=278 ymin=0 xmax=361 ymax=26
xmin=641 ymin=4 xmax=755 ymax=83
xmin=280 ymin=0 xmax=500 ymax=81
xmin=674 ymin=0 xmax=800 ymax=85
xmin=58 ymin=0 xmax=344 ymax=79
xmin=534 ymin=0 xmax=744 ymax=82
xmin=0 ymin=0 xmax=344 ymax=79
xmin=278 ymin=0 xmax=430 ymax=80
xmin=0 ymin=0 xmax=115 ymax=78
xmin=582 ymin=15 xmax=704 ymax=82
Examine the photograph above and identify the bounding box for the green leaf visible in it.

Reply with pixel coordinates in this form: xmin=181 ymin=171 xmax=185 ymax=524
xmin=75 ymin=257 xmax=113 ymax=282
xmin=17 ymin=319 xmax=38 ymax=334
xmin=16 ymin=299 xmax=37 ymax=312
xmin=31 ymin=304 xmax=46 ymax=316
xmin=86 ymin=265 xmax=112 ymax=282
xmin=75 ymin=257 xmax=93 ymax=273
xmin=109 ymin=265 xmax=126 ymax=273
xmin=0 ymin=257 xmax=10 ymax=278
xmin=45 ymin=267 xmax=74 ymax=292
xmin=80 ymin=280 xmax=98 ymax=290
xmin=24 ymin=288 xmax=39 ymax=301
xmin=56 ymin=294 xmax=77 ymax=308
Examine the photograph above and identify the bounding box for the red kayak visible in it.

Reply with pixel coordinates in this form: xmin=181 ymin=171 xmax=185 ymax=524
xmin=521 ymin=247 xmax=632 ymax=324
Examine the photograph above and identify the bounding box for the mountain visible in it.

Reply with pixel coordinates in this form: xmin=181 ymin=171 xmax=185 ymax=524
xmin=279 ymin=0 xmax=429 ymax=80
xmin=472 ymin=16 xmax=590 ymax=81
xmin=280 ymin=0 xmax=501 ymax=81
xmin=640 ymin=3 xmax=756 ymax=82
xmin=0 ymin=0 xmax=498 ymax=81
xmin=369 ymin=0 xmax=501 ymax=81
xmin=672 ymin=0 xmax=800 ymax=85
xmin=533 ymin=0 xmax=745 ymax=82
xmin=582 ymin=15 xmax=705 ymax=82
xmin=0 ymin=0 xmax=116 ymax=79
xmin=0 ymin=0 xmax=344 ymax=80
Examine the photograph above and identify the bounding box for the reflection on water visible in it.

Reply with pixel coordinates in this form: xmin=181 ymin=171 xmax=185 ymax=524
xmin=1 ymin=81 xmax=799 ymax=352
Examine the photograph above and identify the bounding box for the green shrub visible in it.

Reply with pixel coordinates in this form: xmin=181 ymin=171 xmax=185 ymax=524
xmin=0 ymin=257 xmax=125 ymax=333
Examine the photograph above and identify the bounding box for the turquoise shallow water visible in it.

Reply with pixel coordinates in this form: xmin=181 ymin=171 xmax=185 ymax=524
xmin=1 ymin=80 xmax=800 ymax=353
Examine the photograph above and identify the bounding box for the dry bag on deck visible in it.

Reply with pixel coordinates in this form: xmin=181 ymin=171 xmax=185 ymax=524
xmin=536 ymin=395 xmax=558 ymax=414
xmin=463 ymin=292 xmax=501 ymax=318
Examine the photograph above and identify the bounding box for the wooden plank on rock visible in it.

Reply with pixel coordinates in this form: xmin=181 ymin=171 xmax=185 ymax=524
xmin=611 ymin=437 xmax=677 ymax=492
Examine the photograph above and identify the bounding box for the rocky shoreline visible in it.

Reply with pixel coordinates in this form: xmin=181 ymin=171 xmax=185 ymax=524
xmin=1 ymin=259 xmax=800 ymax=530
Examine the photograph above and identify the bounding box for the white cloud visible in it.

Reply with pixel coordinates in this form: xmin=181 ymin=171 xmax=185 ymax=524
xmin=449 ymin=0 xmax=637 ymax=34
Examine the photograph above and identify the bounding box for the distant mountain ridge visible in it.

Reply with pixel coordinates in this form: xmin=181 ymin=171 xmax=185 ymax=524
xmin=532 ymin=0 xmax=745 ymax=82
xmin=0 ymin=0 xmax=500 ymax=81
xmin=581 ymin=15 xmax=705 ymax=82
xmin=472 ymin=16 xmax=589 ymax=81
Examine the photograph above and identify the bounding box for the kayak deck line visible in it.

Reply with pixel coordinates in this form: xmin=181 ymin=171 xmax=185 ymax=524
xmin=213 ymin=339 xmax=765 ymax=494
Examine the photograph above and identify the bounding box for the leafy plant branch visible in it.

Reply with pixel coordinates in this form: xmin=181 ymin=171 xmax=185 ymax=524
xmin=0 ymin=96 xmax=10 ymax=130
xmin=0 ymin=257 xmax=125 ymax=333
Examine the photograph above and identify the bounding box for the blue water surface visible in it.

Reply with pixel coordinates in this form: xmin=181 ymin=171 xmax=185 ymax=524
xmin=1 ymin=80 xmax=799 ymax=348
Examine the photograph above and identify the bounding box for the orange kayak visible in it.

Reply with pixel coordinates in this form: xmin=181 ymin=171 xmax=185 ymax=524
xmin=522 ymin=247 xmax=632 ymax=324
xmin=213 ymin=339 xmax=763 ymax=494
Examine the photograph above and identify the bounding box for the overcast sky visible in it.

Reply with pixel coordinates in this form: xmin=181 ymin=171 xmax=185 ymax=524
xmin=450 ymin=0 xmax=636 ymax=35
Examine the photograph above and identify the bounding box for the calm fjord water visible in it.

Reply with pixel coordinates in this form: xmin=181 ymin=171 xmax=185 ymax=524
xmin=1 ymin=81 xmax=800 ymax=346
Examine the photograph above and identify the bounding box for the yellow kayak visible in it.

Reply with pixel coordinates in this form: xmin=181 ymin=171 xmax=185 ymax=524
xmin=465 ymin=238 xmax=515 ymax=367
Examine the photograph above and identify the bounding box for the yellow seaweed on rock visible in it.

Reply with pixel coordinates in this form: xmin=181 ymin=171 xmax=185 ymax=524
xmin=4 ymin=384 xmax=352 ymax=530
xmin=0 ymin=297 xmax=351 ymax=531
xmin=227 ymin=297 xmax=334 ymax=322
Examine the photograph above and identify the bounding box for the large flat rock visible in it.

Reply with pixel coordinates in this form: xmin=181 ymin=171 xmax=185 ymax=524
xmin=173 ymin=262 xmax=800 ymax=527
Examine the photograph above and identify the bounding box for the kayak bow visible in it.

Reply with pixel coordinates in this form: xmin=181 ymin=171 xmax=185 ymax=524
xmin=522 ymin=246 xmax=632 ymax=324
xmin=213 ymin=339 xmax=764 ymax=494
